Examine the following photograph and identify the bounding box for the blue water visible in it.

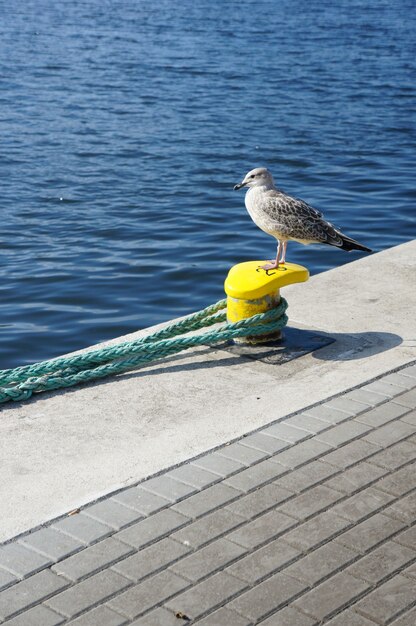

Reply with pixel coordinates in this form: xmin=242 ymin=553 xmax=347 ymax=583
xmin=0 ymin=0 xmax=415 ymax=368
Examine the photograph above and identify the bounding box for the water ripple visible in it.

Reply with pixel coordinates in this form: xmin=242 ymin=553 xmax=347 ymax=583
xmin=0 ymin=0 xmax=415 ymax=367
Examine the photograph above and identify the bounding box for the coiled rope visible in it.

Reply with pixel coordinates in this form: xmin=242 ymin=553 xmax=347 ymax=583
xmin=0 ymin=297 xmax=288 ymax=405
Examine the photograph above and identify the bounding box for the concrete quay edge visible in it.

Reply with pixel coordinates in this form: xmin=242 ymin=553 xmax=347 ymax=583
xmin=1 ymin=239 xmax=415 ymax=541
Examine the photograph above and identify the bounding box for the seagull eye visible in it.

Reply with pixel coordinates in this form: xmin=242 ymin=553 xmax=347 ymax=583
xmin=251 ymin=174 xmax=255 ymax=178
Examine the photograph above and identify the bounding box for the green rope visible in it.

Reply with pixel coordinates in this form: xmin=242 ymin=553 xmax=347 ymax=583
xmin=0 ymin=297 xmax=288 ymax=404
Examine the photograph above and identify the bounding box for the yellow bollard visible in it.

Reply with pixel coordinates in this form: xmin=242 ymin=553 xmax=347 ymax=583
xmin=224 ymin=261 xmax=309 ymax=343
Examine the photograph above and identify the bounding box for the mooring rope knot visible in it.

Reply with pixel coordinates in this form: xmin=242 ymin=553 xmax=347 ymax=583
xmin=0 ymin=297 xmax=288 ymax=405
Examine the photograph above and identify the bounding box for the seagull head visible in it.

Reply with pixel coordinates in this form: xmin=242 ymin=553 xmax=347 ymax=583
xmin=234 ymin=167 xmax=275 ymax=190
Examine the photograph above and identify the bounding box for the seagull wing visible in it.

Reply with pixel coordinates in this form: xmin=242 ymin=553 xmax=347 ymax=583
xmin=261 ymin=191 xmax=344 ymax=245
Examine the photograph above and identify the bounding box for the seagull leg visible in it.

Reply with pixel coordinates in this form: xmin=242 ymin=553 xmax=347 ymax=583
xmin=260 ymin=241 xmax=281 ymax=270
xmin=279 ymin=241 xmax=288 ymax=264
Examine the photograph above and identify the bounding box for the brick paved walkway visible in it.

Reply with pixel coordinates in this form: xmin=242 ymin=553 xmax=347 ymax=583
xmin=1 ymin=363 xmax=416 ymax=625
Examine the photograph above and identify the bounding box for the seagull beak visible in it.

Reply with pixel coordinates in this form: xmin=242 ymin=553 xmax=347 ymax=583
xmin=234 ymin=181 xmax=247 ymax=190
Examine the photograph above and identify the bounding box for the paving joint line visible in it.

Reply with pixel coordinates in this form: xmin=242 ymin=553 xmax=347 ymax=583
xmin=354 ymin=595 xmax=416 ymax=626
xmin=0 ymin=572 xmax=72 ymax=622
xmin=0 ymin=427 xmax=414 ymax=596
xmin=3 ymin=360 xmax=415 ymax=550
xmin=42 ymin=573 xmax=139 ymax=623
xmin=226 ymin=580 xmax=310 ymax=626
xmin=285 ymin=528 xmax=416 ymax=595
xmin=184 ymin=494 xmax=416 ymax=607
xmin=0 ymin=445 xmax=413 ymax=621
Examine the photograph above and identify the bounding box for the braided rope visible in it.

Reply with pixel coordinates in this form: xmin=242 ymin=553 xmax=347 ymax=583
xmin=0 ymin=298 xmax=288 ymax=404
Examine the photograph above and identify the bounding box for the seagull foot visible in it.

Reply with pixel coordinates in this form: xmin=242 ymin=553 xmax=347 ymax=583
xmin=259 ymin=261 xmax=280 ymax=270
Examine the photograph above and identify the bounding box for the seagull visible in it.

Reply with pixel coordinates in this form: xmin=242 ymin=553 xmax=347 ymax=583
xmin=234 ymin=167 xmax=372 ymax=270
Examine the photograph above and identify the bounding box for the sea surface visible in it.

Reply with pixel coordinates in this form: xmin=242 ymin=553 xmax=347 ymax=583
xmin=0 ymin=0 xmax=415 ymax=368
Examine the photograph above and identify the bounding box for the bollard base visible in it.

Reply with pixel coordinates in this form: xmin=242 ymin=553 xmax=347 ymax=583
xmin=224 ymin=326 xmax=334 ymax=365
xmin=233 ymin=329 xmax=282 ymax=345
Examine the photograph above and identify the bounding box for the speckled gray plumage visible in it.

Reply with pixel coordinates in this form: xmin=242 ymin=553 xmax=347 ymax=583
xmin=248 ymin=187 xmax=346 ymax=246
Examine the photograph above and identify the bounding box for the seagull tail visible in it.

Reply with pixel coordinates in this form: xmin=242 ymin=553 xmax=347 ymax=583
xmin=337 ymin=234 xmax=372 ymax=253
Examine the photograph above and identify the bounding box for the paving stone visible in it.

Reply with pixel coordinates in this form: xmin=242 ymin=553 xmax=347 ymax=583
xmin=112 ymin=537 xmax=191 ymax=582
xmin=171 ymin=483 xmax=241 ymax=519
xmin=171 ymin=509 xmax=244 ymax=549
xmin=293 ymin=571 xmax=369 ymax=621
xmin=45 ymin=569 xmax=131 ymax=619
xmin=5 ymin=605 xmax=65 ymax=626
xmin=283 ymin=413 xmax=329 ymax=434
xmin=108 ymin=570 xmax=189 ymax=619
xmin=68 ymin=605 xmax=128 ymax=625
xmin=354 ymin=573 xmax=416 ymax=624
xmin=0 ymin=542 xmax=52 ymax=578
xmin=82 ymin=499 xmax=143 ymax=530
xmin=223 ymin=459 xmax=287 ymax=493
xmin=401 ymin=408 xmax=416 ymax=425
xmin=346 ymin=387 xmax=390 ymax=406
xmin=320 ymin=439 xmax=380 ymax=469
xmin=400 ymin=365 xmax=416 ymax=379
xmin=273 ymin=459 xmax=338 ymax=493
xmin=383 ymin=492 xmax=416 ymax=523
xmin=239 ymin=432 xmax=289 ymax=455
xmin=316 ymin=421 xmax=372 ymax=447
xmin=285 ymin=539 xmax=357 ymax=586
xmin=325 ymin=461 xmax=388 ymax=494
xmin=356 ymin=401 xmax=410 ymax=427
xmin=318 ymin=396 xmax=369 ymax=417
xmin=193 ymin=452 xmax=245 ymax=477
xmin=115 ymin=508 xmax=190 ymax=549
xmin=0 ymin=568 xmax=17 ymax=591
xmin=170 ymin=538 xmax=246 ymax=582
xmin=226 ymin=509 xmax=297 ymax=549
xmin=403 ymin=562 xmax=416 ymax=579
xmin=331 ymin=487 xmax=394 ymax=522
xmin=260 ymin=421 xmax=310 ymax=443
xmin=383 ymin=373 xmax=416 ymax=389
xmin=165 ymin=571 xmax=247 ymax=621
xmin=303 ymin=404 xmax=353 ymax=423
xmin=277 ymin=484 xmax=342 ymax=520
xmin=283 ymin=511 xmax=351 ymax=552
xmin=375 ymin=463 xmax=416 ymax=496
xmin=52 ymin=537 xmax=134 ymax=582
xmin=229 ymin=571 xmax=306 ymax=622
xmin=368 ymin=440 xmax=416 ymax=470
xmin=19 ymin=528 xmax=83 ymax=562
xmin=259 ymin=606 xmax=318 ymax=625
xmin=226 ymin=538 xmax=300 ymax=584
xmin=215 ymin=442 xmax=268 ymax=465
xmin=0 ymin=570 xmax=69 ymax=621
xmin=394 ymin=525 xmax=416 ymax=549
xmin=166 ymin=464 xmax=220 ymax=489
xmin=141 ymin=475 xmax=197 ymax=501
xmin=364 ymin=420 xmax=415 ymax=447
xmin=347 ymin=540 xmax=416 ymax=584
xmin=196 ymin=607 xmax=251 ymax=625
xmin=362 ymin=380 xmax=404 ymax=398
xmin=325 ymin=610 xmax=377 ymax=625
xmin=336 ymin=512 xmax=405 ymax=554
xmin=52 ymin=513 xmax=113 ymax=544
xmin=112 ymin=487 xmax=170 ymax=516
xmin=268 ymin=439 xmax=332 ymax=469
xmin=387 ymin=606 xmax=416 ymax=626
xmin=129 ymin=607 xmax=189 ymax=625
xmin=225 ymin=483 xmax=293 ymax=519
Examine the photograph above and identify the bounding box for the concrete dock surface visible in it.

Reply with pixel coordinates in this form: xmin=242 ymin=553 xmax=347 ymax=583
xmin=0 ymin=239 xmax=415 ymax=624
